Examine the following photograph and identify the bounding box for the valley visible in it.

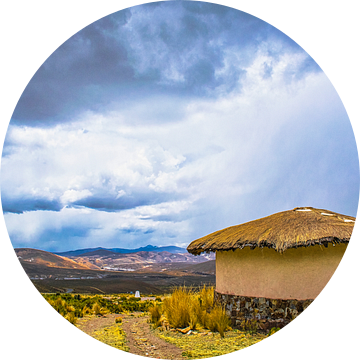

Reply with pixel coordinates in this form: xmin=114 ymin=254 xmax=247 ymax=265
xmin=15 ymin=247 xmax=215 ymax=294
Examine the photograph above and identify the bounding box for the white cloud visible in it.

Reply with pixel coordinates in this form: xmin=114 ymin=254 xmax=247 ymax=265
xmin=60 ymin=189 xmax=93 ymax=204
xmin=115 ymin=189 xmax=126 ymax=199
xmin=4 ymin=200 xmax=194 ymax=251
xmin=2 ymin=50 xmax=356 ymax=250
xmin=2 ymin=53 xmax=352 ymax=214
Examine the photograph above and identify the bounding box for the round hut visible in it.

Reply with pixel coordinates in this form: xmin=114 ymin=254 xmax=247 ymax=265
xmin=187 ymin=207 xmax=355 ymax=331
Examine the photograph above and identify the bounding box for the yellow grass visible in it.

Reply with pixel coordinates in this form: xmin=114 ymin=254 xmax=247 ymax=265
xmin=92 ymin=324 xmax=129 ymax=352
xmin=158 ymin=329 xmax=266 ymax=358
xmin=204 ymin=304 xmax=231 ymax=338
xmin=65 ymin=312 xmax=77 ymax=325
xmin=163 ymin=287 xmax=193 ymax=329
xmin=148 ymin=302 xmax=163 ymax=328
xmin=156 ymin=286 xmax=231 ymax=337
xmin=92 ymin=302 xmax=102 ymax=315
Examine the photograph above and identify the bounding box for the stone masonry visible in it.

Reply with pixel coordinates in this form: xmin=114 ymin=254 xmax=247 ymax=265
xmin=215 ymin=291 xmax=313 ymax=332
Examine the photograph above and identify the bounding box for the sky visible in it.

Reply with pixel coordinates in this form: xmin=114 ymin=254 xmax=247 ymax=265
xmin=1 ymin=0 xmax=359 ymax=252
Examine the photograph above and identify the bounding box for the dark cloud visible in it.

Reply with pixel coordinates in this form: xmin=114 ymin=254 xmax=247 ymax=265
xmin=12 ymin=9 xmax=134 ymax=125
xmin=140 ymin=212 xmax=193 ymax=223
xmin=184 ymin=59 xmax=216 ymax=90
xmin=72 ymin=191 xmax=179 ymax=212
xmin=1 ymin=197 xmax=62 ymax=214
xmin=119 ymin=227 xmax=155 ymax=235
xmin=3 ymin=2 xmax=353 ymax=254
xmin=10 ymin=1 xmax=319 ymax=126
xmin=2 ymin=188 xmax=183 ymax=215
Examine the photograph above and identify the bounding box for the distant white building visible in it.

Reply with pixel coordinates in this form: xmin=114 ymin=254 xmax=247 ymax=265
xmin=135 ymin=291 xmax=140 ymax=298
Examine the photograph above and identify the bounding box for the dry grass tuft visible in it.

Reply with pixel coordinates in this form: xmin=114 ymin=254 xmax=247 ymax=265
xmin=153 ymin=286 xmax=231 ymax=337
xmin=92 ymin=302 xmax=102 ymax=316
xmin=163 ymin=286 xmax=193 ymax=329
xmin=82 ymin=305 xmax=92 ymax=316
xmin=65 ymin=312 xmax=77 ymax=325
xmin=148 ymin=302 xmax=163 ymax=328
xmin=205 ymin=304 xmax=231 ymax=338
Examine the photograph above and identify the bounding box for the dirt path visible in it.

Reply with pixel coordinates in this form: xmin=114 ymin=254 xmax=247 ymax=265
xmin=76 ymin=313 xmax=119 ymax=335
xmin=76 ymin=313 xmax=185 ymax=359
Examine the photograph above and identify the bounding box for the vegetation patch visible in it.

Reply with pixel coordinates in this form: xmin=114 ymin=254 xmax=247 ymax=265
xmin=42 ymin=293 xmax=153 ymax=323
xmin=42 ymin=289 xmax=270 ymax=358
xmin=92 ymin=324 xmax=129 ymax=352
xmin=151 ymin=287 xmax=266 ymax=358
xmin=151 ymin=286 xmax=231 ymax=337
xmin=157 ymin=329 xmax=265 ymax=358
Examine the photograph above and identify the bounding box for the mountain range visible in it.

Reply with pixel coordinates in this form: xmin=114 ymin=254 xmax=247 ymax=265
xmin=54 ymin=244 xmax=186 ymax=257
xmin=14 ymin=246 xmax=215 ymax=294
xmin=15 ymin=244 xmax=215 ymax=274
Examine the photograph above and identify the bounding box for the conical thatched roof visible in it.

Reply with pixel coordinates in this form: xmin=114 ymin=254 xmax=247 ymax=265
xmin=187 ymin=207 xmax=355 ymax=255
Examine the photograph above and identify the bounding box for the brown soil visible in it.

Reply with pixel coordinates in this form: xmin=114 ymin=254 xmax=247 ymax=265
xmin=76 ymin=313 xmax=120 ymax=335
xmin=76 ymin=313 xmax=185 ymax=359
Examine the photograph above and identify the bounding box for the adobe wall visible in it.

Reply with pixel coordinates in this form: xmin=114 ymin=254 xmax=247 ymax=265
xmin=214 ymin=291 xmax=313 ymax=331
xmin=216 ymin=244 xmax=347 ymax=300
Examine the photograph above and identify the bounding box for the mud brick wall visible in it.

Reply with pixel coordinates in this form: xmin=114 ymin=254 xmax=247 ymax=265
xmin=215 ymin=291 xmax=313 ymax=332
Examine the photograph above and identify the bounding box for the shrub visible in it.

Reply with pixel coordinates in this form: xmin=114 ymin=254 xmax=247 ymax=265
xmin=206 ymin=304 xmax=231 ymax=338
xmin=66 ymin=304 xmax=75 ymax=313
xmin=267 ymin=327 xmax=280 ymax=336
xmin=149 ymin=302 xmax=163 ymax=328
xmin=115 ymin=317 xmax=123 ymax=324
xmin=82 ymin=305 xmax=92 ymax=316
xmin=199 ymin=286 xmax=214 ymax=311
xmin=189 ymin=297 xmax=203 ymax=330
xmin=54 ymin=297 xmax=66 ymax=310
xmin=240 ymin=319 xmax=258 ymax=335
xmin=163 ymin=287 xmax=192 ymax=329
xmin=65 ymin=312 xmax=77 ymax=325
xmin=162 ymin=286 xmax=230 ymax=335
xmin=92 ymin=303 xmax=102 ymax=316
xmin=74 ymin=309 xmax=83 ymax=318
xmin=52 ymin=297 xmax=67 ymax=316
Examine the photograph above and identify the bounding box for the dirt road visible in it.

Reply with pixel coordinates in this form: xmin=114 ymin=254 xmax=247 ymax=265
xmin=77 ymin=313 xmax=185 ymax=359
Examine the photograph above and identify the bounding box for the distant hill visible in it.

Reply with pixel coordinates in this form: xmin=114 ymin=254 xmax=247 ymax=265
xmin=15 ymin=248 xmax=98 ymax=270
xmin=184 ymin=260 xmax=216 ymax=275
xmin=54 ymin=247 xmax=106 ymax=257
xmin=55 ymin=244 xmax=187 ymax=257
xmin=70 ymin=250 xmax=214 ymax=270
xmin=74 ymin=249 xmax=117 ymax=257
xmin=13 ymin=247 xmax=215 ymax=294
xmin=14 ymin=247 xmax=214 ymax=275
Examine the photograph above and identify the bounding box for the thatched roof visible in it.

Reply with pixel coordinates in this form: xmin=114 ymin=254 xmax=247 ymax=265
xmin=187 ymin=207 xmax=355 ymax=255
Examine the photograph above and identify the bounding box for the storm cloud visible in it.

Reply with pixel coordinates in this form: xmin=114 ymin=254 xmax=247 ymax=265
xmin=1 ymin=1 xmax=358 ymax=252
xmin=10 ymin=1 xmax=319 ymax=126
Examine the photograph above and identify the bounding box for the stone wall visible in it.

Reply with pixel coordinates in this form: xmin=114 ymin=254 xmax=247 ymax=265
xmin=215 ymin=291 xmax=313 ymax=332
